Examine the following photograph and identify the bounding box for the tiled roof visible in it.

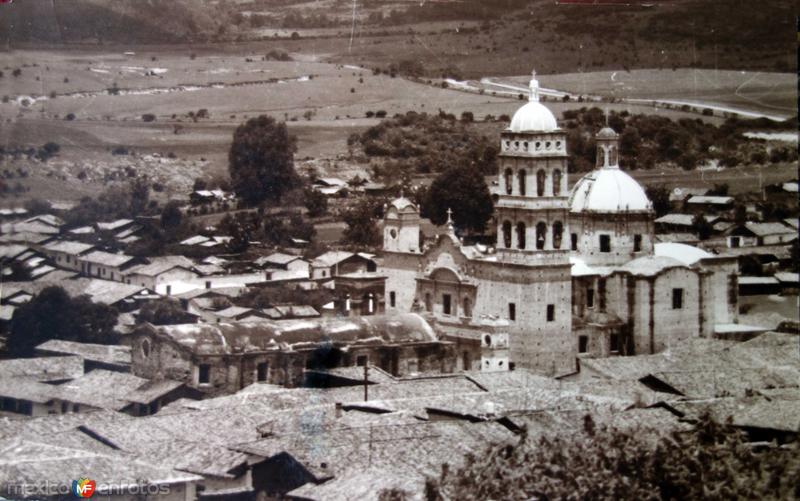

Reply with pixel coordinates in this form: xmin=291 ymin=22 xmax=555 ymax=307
xmin=43 ymin=240 xmax=94 ymax=255
xmin=80 ymin=250 xmax=136 ymax=268
xmin=36 ymin=340 xmax=131 ymax=367
xmin=0 ymin=356 xmax=84 ymax=382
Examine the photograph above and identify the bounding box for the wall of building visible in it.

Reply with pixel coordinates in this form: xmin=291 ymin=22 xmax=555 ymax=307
xmin=126 ymin=268 xmax=199 ymax=290
xmin=570 ymin=213 xmax=653 ymax=266
xmin=382 ymin=252 xmax=423 ymax=314
xmin=629 ymin=268 xmax=702 ymax=354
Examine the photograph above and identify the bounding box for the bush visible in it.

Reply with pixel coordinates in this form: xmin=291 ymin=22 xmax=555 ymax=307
xmin=65 ymin=113 xmax=76 ymax=121
xmin=142 ymin=113 xmax=156 ymax=122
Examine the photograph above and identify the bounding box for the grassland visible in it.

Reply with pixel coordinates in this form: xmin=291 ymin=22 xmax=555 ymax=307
xmin=0 ymin=44 xmax=795 ymax=209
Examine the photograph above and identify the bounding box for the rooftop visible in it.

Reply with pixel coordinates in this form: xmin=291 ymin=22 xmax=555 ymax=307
xmin=80 ymin=250 xmax=136 ymax=268
xmin=137 ymin=314 xmax=439 ymax=356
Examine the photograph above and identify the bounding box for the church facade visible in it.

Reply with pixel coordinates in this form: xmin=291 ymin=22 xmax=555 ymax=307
xmin=380 ymin=73 xmax=739 ymax=375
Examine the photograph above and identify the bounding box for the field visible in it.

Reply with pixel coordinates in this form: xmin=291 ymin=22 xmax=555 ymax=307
xmin=0 ymin=44 xmax=796 ymax=208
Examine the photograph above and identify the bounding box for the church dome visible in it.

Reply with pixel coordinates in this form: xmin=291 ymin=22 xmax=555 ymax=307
xmin=569 ymin=167 xmax=652 ymax=213
xmin=508 ymin=70 xmax=558 ymax=133
xmin=597 ymin=126 xmax=618 ymax=139
xmin=509 ymin=101 xmax=558 ymax=133
xmin=388 ymin=197 xmax=417 ymax=214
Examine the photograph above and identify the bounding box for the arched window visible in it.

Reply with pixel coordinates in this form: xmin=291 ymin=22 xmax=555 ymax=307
xmin=536 ymin=222 xmax=547 ymax=250
xmin=553 ymin=221 xmax=563 ymax=249
xmin=516 ymin=222 xmax=526 ymax=249
xmin=504 ymin=168 xmax=513 ymax=195
xmin=502 ymin=220 xmax=512 ymax=248
xmin=552 ymin=169 xmax=562 ymax=196
xmin=517 ymin=170 xmax=526 ymax=196
xmin=463 ymin=297 xmax=472 ymax=317
xmin=536 ymin=169 xmax=546 ymax=196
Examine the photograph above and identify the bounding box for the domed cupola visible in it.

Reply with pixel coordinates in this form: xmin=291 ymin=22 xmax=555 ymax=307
xmin=567 ymin=125 xmax=655 ymax=266
xmin=508 ymin=71 xmax=558 ymax=133
xmin=569 ymin=126 xmax=652 ymax=214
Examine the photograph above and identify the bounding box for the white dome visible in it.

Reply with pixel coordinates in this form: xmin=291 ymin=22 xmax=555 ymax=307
xmin=569 ymin=167 xmax=652 ymax=213
xmin=509 ymin=100 xmax=558 ymax=133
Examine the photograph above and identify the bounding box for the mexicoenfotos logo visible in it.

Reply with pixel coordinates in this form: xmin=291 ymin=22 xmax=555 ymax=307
xmin=71 ymin=478 xmax=96 ymax=498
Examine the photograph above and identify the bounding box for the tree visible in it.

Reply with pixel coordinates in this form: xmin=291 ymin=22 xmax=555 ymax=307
xmin=693 ymin=213 xmax=713 ymax=240
xmin=429 ymin=414 xmax=800 ymax=500
xmin=423 ymin=166 xmax=493 ymax=234
xmin=304 ymin=187 xmax=328 ymax=217
xmin=160 ymin=200 xmax=183 ymax=230
xmin=228 ymin=115 xmax=299 ymax=205
xmin=137 ymin=298 xmax=196 ymax=325
xmin=645 ymin=185 xmax=671 ymax=218
xmin=341 ymin=198 xmax=382 ymax=247
xmin=9 ymin=287 xmax=119 ymax=356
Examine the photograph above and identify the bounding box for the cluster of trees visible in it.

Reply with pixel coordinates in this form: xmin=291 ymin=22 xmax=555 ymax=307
xmin=0 ymin=142 xmax=61 ymax=162
xmin=563 ymin=108 xmax=796 ymax=173
xmin=365 ymin=0 xmax=527 ymax=25
xmin=419 ymin=414 xmax=799 ymax=500
xmin=216 ymin=209 xmax=316 ymax=253
xmin=65 ymin=177 xmax=153 ymax=228
xmin=351 ymin=111 xmax=498 ymax=180
xmin=9 ymin=287 xmax=119 ymax=356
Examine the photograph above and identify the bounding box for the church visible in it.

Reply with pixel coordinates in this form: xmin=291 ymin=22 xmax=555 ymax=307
xmin=380 ymin=72 xmax=740 ymax=375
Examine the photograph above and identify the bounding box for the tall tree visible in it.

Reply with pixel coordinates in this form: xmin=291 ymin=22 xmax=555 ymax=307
xmin=228 ymin=115 xmax=299 ymax=205
xmin=9 ymin=287 xmax=119 ymax=356
xmin=645 ymin=185 xmax=671 ymax=218
xmin=341 ymin=198 xmax=382 ymax=247
xmin=423 ymin=166 xmax=493 ymax=234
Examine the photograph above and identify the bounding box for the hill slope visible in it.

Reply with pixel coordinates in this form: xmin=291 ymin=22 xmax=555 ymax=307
xmin=0 ymin=0 xmax=232 ymax=44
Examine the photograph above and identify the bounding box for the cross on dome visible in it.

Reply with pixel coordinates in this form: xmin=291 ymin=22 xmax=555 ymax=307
xmin=529 ymin=69 xmax=540 ymax=102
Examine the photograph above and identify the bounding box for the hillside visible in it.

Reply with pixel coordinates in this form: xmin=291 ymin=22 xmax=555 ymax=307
xmin=0 ymin=0 xmax=233 ymax=44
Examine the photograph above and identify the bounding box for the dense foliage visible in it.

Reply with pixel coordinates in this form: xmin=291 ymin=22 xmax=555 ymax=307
xmin=351 ymin=111 xmax=498 ymax=180
xmin=341 ymin=198 xmax=383 ymax=248
xmin=65 ymin=178 xmax=152 ymax=228
xmin=229 ymin=115 xmax=300 ymax=205
xmin=9 ymin=287 xmax=119 ymax=356
xmin=136 ymin=298 xmax=196 ymax=325
xmin=422 ymin=166 xmax=494 ymax=234
xmin=425 ymin=414 xmax=800 ymax=500
xmin=563 ymin=108 xmax=797 ymax=173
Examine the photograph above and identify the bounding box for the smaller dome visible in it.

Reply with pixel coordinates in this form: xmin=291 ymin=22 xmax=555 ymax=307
xmin=597 ymin=126 xmax=618 ymax=139
xmin=509 ymin=101 xmax=558 ymax=133
xmin=569 ymin=168 xmax=652 ymax=213
xmin=390 ymin=197 xmax=416 ymax=212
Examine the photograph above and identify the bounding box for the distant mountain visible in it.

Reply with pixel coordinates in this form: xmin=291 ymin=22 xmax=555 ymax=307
xmin=0 ymin=0 xmax=232 ymax=44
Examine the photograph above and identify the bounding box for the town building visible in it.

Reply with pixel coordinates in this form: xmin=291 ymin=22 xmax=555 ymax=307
xmin=128 ymin=314 xmax=460 ymax=395
xmin=380 ymin=72 xmax=740 ymax=374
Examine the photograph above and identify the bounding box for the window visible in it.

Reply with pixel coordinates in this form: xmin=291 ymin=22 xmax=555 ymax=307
xmin=462 ymin=351 xmax=471 ymax=371
xmin=730 ymin=236 xmax=740 ymax=248
xmin=508 ymin=303 xmax=516 ymax=321
xmin=634 ymin=234 xmax=642 ymax=252
xmin=198 ymin=364 xmax=211 ymax=385
xmin=546 ymin=304 xmax=555 ymax=322
xmin=516 ymin=222 xmax=526 ymax=249
xmin=425 ymin=293 xmax=432 ymax=312
xmin=73 ymin=403 xmax=80 ymax=412
xmin=504 ymin=168 xmax=513 ymax=195
xmin=587 ymin=288 xmax=595 ymax=308
xmin=257 ymin=362 xmax=269 ymax=382
xmin=389 ymin=291 xmax=396 ymax=307
xmin=442 ymin=294 xmax=452 ymax=315
xmin=463 ymin=297 xmax=472 ymax=317
xmin=61 ymin=402 xmax=68 ymax=413
xmin=552 ymin=169 xmax=562 ymax=196
xmin=536 ymin=169 xmax=546 ymax=196
xmin=205 ymin=281 xmax=212 ymax=289
xmin=110 ymin=272 xmax=115 ymax=281
xmin=536 ymin=222 xmax=547 ymax=250
xmin=571 ymin=233 xmax=578 ymax=251
xmin=552 ymin=221 xmax=563 ymax=249
xmin=356 ymin=355 xmax=368 ymax=367
xmin=166 ymin=285 xmax=171 ymax=296
xmin=322 ymin=270 xmax=327 ymax=277
xmin=672 ymin=288 xmax=683 ymax=309
xmin=578 ymin=336 xmax=588 ymax=353
xmin=518 ymin=170 xmax=526 ymax=196
xmin=502 ymin=220 xmax=512 ymax=248
xmin=141 ymin=339 xmax=151 ymax=358
xmin=600 ymin=234 xmax=611 ymax=253
xmin=610 ymin=334 xmax=620 ymax=353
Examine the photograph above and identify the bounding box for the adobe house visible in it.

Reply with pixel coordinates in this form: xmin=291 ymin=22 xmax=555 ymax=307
xmin=128 ymin=314 xmax=458 ymax=396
